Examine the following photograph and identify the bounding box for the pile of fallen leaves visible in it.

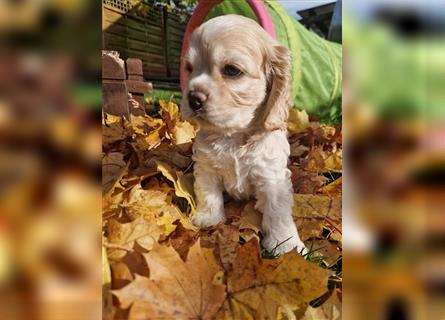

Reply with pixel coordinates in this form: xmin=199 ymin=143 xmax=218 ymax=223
xmin=103 ymin=100 xmax=342 ymax=320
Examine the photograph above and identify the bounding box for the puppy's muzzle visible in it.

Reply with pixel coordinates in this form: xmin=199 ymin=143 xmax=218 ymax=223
xmin=188 ymin=91 xmax=208 ymax=112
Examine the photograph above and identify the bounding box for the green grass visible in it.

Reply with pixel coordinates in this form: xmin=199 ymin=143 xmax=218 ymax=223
xmin=146 ymin=88 xmax=182 ymax=106
xmin=72 ymin=83 xmax=102 ymax=110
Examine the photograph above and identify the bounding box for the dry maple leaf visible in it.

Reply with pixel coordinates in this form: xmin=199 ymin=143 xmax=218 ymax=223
xmin=113 ymin=240 xmax=226 ymax=320
xmin=301 ymin=293 xmax=341 ymax=320
xmin=292 ymin=194 xmax=342 ymax=242
xmin=217 ymin=239 xmax=331 ymax=320
xmin=106 ymin=215 xmax=161 ymax=260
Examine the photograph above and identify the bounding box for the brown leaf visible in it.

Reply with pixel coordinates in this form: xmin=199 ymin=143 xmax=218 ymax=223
xmin=106 ymin=216 xmax=161 ymax=260
xmin=290 ymin=143 xmax=310 ymax=158
xmin=290 ymin=166 xmax=327 ymax=194
xmin=166 ymin=223 xmax=198 ymax=261
xmin=113 ymin=241 xmax=226 ymax=319
xmin=234 ymin=202 xmax=262 ymax=234
xmin=103 ymin=152 xmax=128 ymax=195
xmin=103 ymin=113 xmax=128 ymax=145
xmin=216 ymin=225 xmax=240 ymax=271
xmin=304 ymin=147 xmax=326 ymax=173
xmin=301 ymin=292 xmax=341 ymax=320
xmin=149 ymin=144 xmax=193 ymax=170
xmin=110 ymin=261 xmax=134 ymax=289
xmin=292 ymin=194 xmax=342 ymax=242
xmin=218 ymin=239 xmax=332 ymax=319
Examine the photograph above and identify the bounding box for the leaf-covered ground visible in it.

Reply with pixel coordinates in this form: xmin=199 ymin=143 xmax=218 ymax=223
xmin=102 ymin=99 xmax=342 ymax=320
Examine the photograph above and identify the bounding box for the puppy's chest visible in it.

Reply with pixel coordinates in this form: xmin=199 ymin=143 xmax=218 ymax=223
xmin=197 ymin=137 xmax=255 ymax=199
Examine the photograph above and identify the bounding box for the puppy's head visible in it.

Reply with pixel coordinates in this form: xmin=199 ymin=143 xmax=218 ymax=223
xmin=181 ymin=15 xmax=292 ymax=132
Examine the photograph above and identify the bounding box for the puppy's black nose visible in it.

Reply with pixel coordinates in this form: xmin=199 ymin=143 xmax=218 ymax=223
xmin=188 ymin=91 xmax=207 ymax=111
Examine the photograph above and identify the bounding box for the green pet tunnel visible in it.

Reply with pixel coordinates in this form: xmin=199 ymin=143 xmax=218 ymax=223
xmin=180 ymin=0 xmax=342 ymax=124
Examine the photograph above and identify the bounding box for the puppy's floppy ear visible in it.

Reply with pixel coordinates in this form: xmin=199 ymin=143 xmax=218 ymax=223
xmin=262 ymin=45 xmax=292 ymax=131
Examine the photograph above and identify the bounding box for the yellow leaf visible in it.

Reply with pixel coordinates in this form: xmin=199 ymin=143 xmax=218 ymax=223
xmin=112 ymin=241 xmax=226 ymax=319
xmin=172 ymin=120 xmax=196 ymax=144
xmin=125 ymin=184 xmax=195 ymax=233
xmin=217 ymin=239 xmax=332 ymax=319
xmin=324 ymin=150 xmax=342 ymax=172
xmin=102 ymin=244 xmax=111 ymax=285
xmin=301 ymin=293 xmax=341 ymax=320
xmin=288 ymin=108 xmax=310 ymax=134
xmin=155 ymin=160 xmax=197 ymax=215
xmin=159 ymin=99 xmax=179 ymax=122
xmin=320 ymin=177 xmax=342 ymax=196
xmin=127 ymin=114 xmax=164 ymax=135
xmin=106 ymin=216 xmax=161 ymax=260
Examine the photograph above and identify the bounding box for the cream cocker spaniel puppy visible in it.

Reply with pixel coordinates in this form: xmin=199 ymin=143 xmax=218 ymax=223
xmin=181 ymin=15 xmax=306 ymax=255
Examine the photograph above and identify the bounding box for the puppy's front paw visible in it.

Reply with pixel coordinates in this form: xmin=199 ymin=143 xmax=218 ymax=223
xmin=262 ymin=232 xmax=307 ymax=256
xmin=191 ymin=210 xmax=226 ymax=228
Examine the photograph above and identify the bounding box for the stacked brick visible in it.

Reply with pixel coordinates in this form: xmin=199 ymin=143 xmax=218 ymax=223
xmin=102 ymin=51 xmax=152 ymax=118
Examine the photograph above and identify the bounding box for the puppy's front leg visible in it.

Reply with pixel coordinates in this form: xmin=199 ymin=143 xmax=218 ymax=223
xmin=256 ymin=178 xmax=306 ymax=255
xmin=191 ymin=165 xmax=226 ymax=228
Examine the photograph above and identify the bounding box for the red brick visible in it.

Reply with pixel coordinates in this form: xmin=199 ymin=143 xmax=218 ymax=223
xmin=126 ymin=58 xmax=143 ymax=76
xmin=125 ymin=80 xmax=152 ymax=94
xmin=103 ymin=80 xmax=129 ymax=118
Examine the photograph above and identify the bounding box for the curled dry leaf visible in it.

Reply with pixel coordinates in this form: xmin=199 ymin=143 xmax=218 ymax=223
xmin=173 ymin=120 xmax=196 ymax=145
xmin=155 ymin=160 xmax=197 ymax=215
xmin=103 ymin=152 xmax=127 ymax=195
xmin=288 ymin=108 xmax=310 ymax=134
xmin=113 ymin=240 xmax=226 ymax=320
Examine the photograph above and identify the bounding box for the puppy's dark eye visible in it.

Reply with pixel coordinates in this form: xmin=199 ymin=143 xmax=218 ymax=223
xmin=222 ymin=65 xmax=242 ymax=77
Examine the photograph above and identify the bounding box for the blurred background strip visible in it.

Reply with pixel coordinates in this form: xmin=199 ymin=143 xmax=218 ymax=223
xmin=343 ymin=0 xmax=445 ymax=319
xmin=0 ymin=1 xmax=102 ymax=320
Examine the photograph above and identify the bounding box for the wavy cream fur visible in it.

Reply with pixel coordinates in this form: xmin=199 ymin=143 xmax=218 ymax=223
xmin=181 ymin=15 xmax=306 ymax=255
